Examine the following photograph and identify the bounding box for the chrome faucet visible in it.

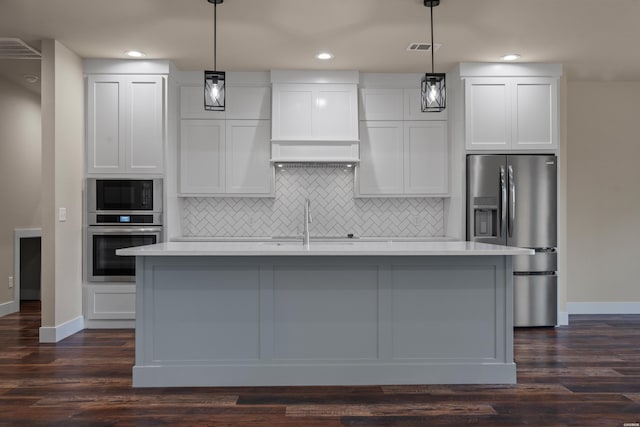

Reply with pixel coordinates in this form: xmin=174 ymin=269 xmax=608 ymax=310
xmin=303 ymin=198 xmax=312 ymax=246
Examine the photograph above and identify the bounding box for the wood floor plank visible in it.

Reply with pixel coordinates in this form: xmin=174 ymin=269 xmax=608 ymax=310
xmin=1 ymin=302 xmax=640 ymax=426
xmin=285 ymin=403 xmax=497 ymax=417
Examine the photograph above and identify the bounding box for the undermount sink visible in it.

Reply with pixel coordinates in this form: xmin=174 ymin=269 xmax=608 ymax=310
xmin=260 ymin=241 xmax=354 ymax=246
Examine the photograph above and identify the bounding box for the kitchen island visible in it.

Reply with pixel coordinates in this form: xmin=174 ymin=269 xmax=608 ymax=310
xmin=117 ymin=241 xmax=532 ymax=387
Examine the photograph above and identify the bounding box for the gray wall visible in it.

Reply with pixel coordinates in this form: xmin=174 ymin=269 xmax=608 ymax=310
xmin=0 ymin=76 xmax=41 ymax=307
xmin=567 ymin=81 xmax=640 ymax=304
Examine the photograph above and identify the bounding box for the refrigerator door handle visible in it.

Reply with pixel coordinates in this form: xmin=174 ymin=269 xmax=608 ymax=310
xmin=508 ymin=165 xmax=515 ymax=238
xmin=500 ymin=166 xmax=507 ymax=238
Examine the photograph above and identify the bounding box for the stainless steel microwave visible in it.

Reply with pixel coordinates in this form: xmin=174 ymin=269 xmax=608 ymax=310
xmin=87 ymin=178 xmax=162 ymax=216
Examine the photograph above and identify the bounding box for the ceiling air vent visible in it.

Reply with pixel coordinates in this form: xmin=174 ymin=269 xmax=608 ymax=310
xmin=0 ymin=38 xmax=41 ymax=59
xmin=406 ymin=42 xmax=441 ymax=52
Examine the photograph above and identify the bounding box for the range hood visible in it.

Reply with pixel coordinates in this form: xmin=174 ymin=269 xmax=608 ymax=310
xmin=270 ymin=70 xmax=360 ymax=163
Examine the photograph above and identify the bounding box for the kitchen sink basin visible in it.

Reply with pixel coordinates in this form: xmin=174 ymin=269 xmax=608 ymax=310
xmin=260 ymin=241 xmax=355 ymax=246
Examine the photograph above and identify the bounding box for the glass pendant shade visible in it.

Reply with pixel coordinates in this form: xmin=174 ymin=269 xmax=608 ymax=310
xmin=204 ymin=70 xmax=226 ymax=111
xmin=421 ymin=73 xmax=446 ymax=112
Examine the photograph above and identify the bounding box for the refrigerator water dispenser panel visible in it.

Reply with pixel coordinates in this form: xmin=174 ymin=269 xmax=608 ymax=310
xmin=474 ymin=209 xmax=497 ymax=237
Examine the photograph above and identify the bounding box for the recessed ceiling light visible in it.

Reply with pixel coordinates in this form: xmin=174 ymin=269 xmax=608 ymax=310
xmin=316 ymin=52 xmax=334 ymax=60
xmin=126 ymin=50 xmax=146 ymax=58
xmin=501 ymin=54 xmax=521 ymax=61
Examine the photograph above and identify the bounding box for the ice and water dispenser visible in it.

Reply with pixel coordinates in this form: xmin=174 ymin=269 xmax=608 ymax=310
xmin=472 ymin=197 xmax=499 ymax=238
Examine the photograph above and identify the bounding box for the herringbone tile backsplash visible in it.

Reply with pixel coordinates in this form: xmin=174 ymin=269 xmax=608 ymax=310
xmin=183 ymin=167 xmax=444 ymax=237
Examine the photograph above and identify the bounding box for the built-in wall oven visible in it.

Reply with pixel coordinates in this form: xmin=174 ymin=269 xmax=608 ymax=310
xmin=86 ymin=179 xmax=163 ymax=282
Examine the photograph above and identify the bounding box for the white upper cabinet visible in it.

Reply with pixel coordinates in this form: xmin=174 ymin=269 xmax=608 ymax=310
xmin=87 ymin=74 xmax=165 ymax=175
xmin=404 ymin=121 xmax=448 ymax=195
xmin=359 ymin=89 xmax=404 ymax=121
xmin=512 ymin=78 xmax=557 ymax=149
xmin=465 ymin=78 xmax=510 ymax=150
xmin=180 ymin=120 xmax=226 ymax=194
xmin=179 ymin=119 xmax=274 ymax=197
xmin=180 ymin=85 xmax=271 ymax=120
xmin=357 ymin=121 xmax=404 ymax=195
xmin=356 ymin=121 xmax=448 ymax=197
xmin=178 ymin=73 xmax=274 ymax=197
xmin=404 ymin=88 xmax=448 ymax=121
xmin=272 ymin=83 xmax=358 ymax=141
xmin=225 ymin=120 xmax=273 ymax=195
xmin=359 ymin=88 xmax=448 ymax=121
xmin=465 ymin=77 xmax=558 ymax=150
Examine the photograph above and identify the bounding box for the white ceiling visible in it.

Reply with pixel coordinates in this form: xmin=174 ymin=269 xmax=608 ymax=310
xmin=1 ymin=0 xmax=640 ymax=94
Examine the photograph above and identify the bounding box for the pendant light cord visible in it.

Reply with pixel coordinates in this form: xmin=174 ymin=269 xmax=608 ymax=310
xmin=214 ymin=2 xmax=217 ymax=71
xmin=430 ymin=3 xmax=435 ymax=74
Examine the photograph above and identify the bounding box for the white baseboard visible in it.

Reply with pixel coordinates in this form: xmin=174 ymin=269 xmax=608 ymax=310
xmin=567 ymin=302 xmax=640 ymax=315
xmin=0 ymin=300 xmax=19 ymax=317
xmin=84 ymin=319 xmax=135 ymax=329
xmin=39 ymin=315 xmax=85 ymax=343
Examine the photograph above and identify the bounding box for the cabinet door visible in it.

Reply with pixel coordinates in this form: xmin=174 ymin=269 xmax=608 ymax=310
xmin=127 ymin=75 xmax=164 ymax=174
xmin=314 ymin=84 xmax=359 ymax=140
xmin=465 ymin=78 xmax=511 ymax=150
xmin=404 ymin=121 xmax=448 ymax=195
xmin=180 ymin=85 xmax=226 ymax=120
xmin=511 ymin=78 xmax=558 ymax=149
xmin=87 ymin=75 xmax=126 ymax=174
xmin=403 ymin=88 xmax=448 ymax=121
xmin=357 ymin=121 xmax=404 ymax=196
xmin=272 ymin=83 xmax=358 ymax=141
xmin=226 ymin=120 xmax=274 ymax=195
xmin=226 ymin=86 xmax=271 ymax=120
xmin=180 ymin=85 xmax=271 ymax=120
xmin=180 ymin=120 xmax=225 ymax=194
xmin=85 ymin=284 xmax=135 ymax=320
xmin=271 ymin=84 xmax=313 ymax=140
xmin=359 ymin=88 xmax=403 ymax=121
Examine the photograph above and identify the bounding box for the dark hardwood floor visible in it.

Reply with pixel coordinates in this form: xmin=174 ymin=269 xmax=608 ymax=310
xmin=1 ymin=301 xmax=639 ymax=426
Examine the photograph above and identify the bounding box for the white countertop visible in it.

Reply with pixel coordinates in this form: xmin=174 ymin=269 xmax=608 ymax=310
xmin=173 ymin=235 xmax=457 ymax=242
xmin=117 ymin=240 xmax=534 ymax=257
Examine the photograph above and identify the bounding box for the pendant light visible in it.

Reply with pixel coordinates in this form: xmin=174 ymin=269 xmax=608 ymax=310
xmin=421 ymin=0 xmax=446 ymax=112
xmin=204 ymin=0 xmax=225 ymax=111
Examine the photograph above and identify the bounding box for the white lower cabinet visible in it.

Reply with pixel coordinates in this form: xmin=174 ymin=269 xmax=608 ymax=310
xmin=356 ymin=121 xmax=448 ymax=197
xmin=85 ymin=284 xmax=135 ymax=320
xmin=180 ymin=119 xmax=274 ymax=196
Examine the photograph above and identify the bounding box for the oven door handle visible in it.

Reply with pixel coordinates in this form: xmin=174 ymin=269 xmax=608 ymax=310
xmin=87 ymin=226 xmax=163 ymax=234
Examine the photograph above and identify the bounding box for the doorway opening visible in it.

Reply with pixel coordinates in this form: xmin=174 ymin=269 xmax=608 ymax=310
xmin=14 ymin=228 xmax=41 ymax=311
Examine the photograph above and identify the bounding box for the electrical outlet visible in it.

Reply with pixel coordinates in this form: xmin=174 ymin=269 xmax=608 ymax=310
xmin=8 ymin=276 xmax=13 ymax=289
xmin=412 ymin=215 xmax=421 ymax=226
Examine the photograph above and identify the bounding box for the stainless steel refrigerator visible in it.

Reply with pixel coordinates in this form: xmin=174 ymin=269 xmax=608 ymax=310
xmin=467 ymin=154 xmax=557 ymax=327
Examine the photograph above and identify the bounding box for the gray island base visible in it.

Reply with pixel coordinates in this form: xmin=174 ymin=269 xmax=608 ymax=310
xmin=117 ymin=241 xmax=533 ymax=387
